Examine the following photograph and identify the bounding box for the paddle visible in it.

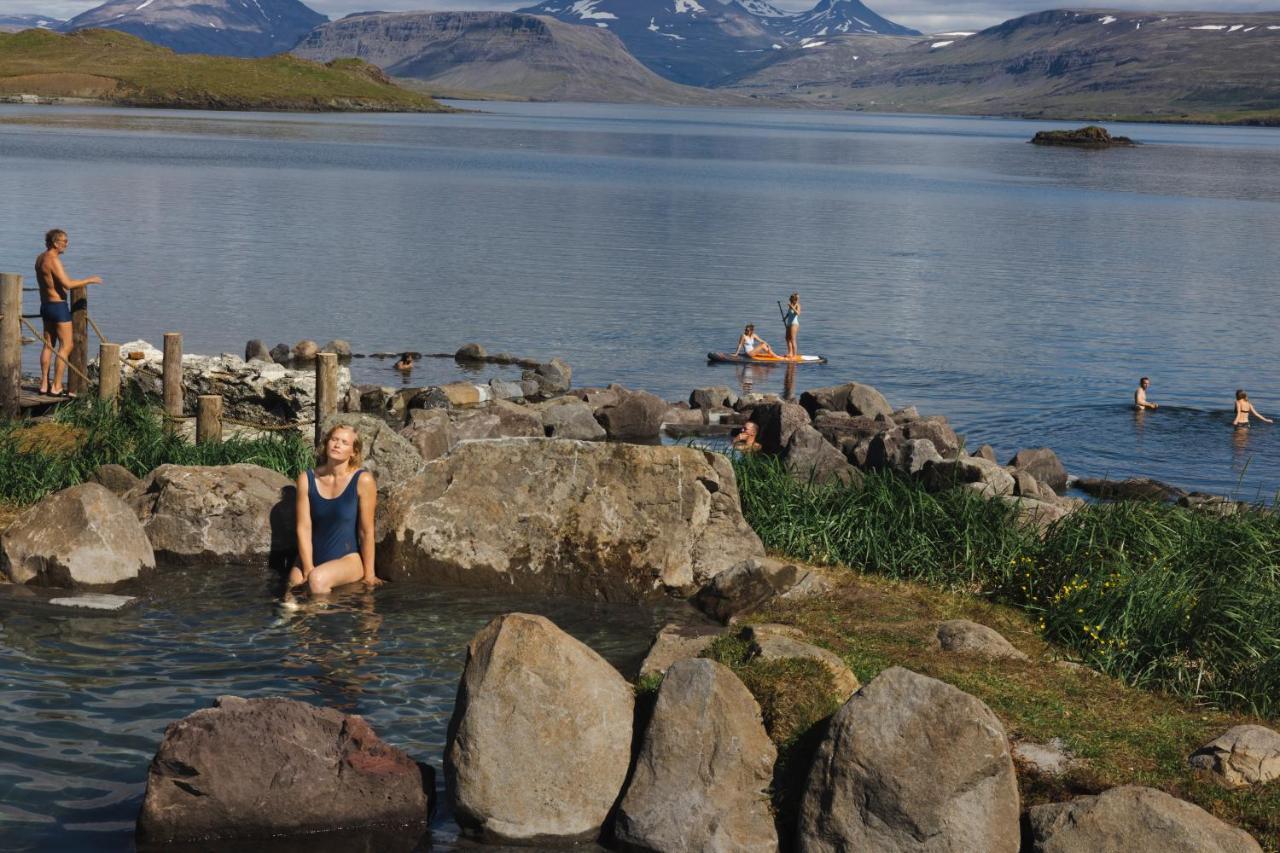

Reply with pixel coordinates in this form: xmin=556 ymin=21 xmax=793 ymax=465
xmin=777 ymin=300 xmax=786 ymax=322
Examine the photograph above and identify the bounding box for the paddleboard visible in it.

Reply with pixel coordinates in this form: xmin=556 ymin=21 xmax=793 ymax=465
xmin=707 ymin=352 xmax=827 ymax=365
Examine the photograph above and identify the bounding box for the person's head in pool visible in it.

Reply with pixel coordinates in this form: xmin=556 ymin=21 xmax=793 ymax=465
xmin=394 ymin=352 xmax=414 ymax=371
xmin=1237 ymin=389 xmax=1248 ymax=401
xmin=318 ymin=424 xmax=363 ymax=468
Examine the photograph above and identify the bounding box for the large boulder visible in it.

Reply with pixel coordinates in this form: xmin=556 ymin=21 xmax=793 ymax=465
xmin=399 ymin=408 xmax=455 ymax=462
xmin=481 ymin=399 xmax=543 ymax=438
xmin=1074 ymin=477 xmax=1185 ymax=502
xmin=521 ymin=358 xmax=572 ymax=397
xmin=903 ymin=416 xmax=962 ymax=459
xmin=1189 ymin=725 xmax=1280 ymax=787
xmin=446 ymin=614 xmax=633 ymax=844
xmin=800 ymin=382 xmax=893 ymax=420
xmin=689 ymin=385 xmax=737 ymax=410
xmin=1 ymin=483 xmax=155 ymax=587
xmin=88 ymin=463 xmax=142 ymax=497
xmin=113 ymin=339 xmax=350 ymax=426
xmin=694 ymin=557 xmax=827 ymax=624
xmin=751 ymin=400 xmax=811 ymax=455
xmin=1008 ymin=447 xmax=1068 ymax=494
xmin=321 ymin=413 xmax=425 ymax=491
xmin=541 ymin=398 xmax=607 ymax=440
xmin=244 ymin=339 xmax=272 ymax=362
xmin=615 ymin=659 xmax=778 ymax=853
xmin=1024 ymin=785 xmax=1262 ymax=853
xmin=595 ymin=388 xmax=668 ymax=441
xmin=919 ymin=456 xmax=1015 ymax=496
xmin=379 ymin=440 xmax=763 ymax=598
xmin=786 ymin=424 xmax=861 ymax=486
xmin=639 ymin=624 xmax=722 ymax=680
xmin=137 ymin=696 xmax=431 ymax=844
xmin=129 ymin=464 xmax=294 ymax=566
xmin=797 ymin=667 xmax=1019 ymax=853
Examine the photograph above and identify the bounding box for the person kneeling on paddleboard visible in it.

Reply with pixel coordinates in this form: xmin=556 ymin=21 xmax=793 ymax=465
xmin=735 ymin=324 xmax=778 ymax=359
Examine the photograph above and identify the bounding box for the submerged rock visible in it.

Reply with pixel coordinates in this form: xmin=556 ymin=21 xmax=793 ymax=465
xmin=447 ymin=613 xmax=632 ymax=844
xmin=137 ymin=696 xmax=431 ymax=844
xmin=615 ymin=659 xmax=778 ymax=853
xmin=378 ymin=440 xmax=763 ymax=599
xmin=1 ymin=483 xmax=155 ymax=587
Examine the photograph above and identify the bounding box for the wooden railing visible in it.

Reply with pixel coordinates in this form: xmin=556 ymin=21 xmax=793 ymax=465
xmin=0 ymin=272 xmax=338 ymax=444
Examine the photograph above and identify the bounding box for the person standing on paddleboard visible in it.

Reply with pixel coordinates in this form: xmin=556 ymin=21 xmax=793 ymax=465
xmin=735 ymin=324 xmax=778 ymax=359
xmin=782 ymin=292 xmax=801 ymax=358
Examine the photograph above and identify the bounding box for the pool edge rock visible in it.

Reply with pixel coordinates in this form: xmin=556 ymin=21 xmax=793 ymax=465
xmin=136 ymin=695 xmax=432 ymax=844
xmin=377 ymin=439 xmax=764 ymax=599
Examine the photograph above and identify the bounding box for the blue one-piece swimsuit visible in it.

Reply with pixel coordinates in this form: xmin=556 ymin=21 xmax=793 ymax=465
xmin=308 ymin=468 xmax=363 ymax=565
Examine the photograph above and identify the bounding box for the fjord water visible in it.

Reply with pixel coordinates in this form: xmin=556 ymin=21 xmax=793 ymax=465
xmin=2 ymin=101 xmax=1277 ymax=498
xmin=0 ymin=102 xmax=1278 ymax=850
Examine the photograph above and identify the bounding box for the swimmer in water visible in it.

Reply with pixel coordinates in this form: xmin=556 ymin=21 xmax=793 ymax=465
xmin=394 ymin=352 xmax=414 ymax=372
xmin=1232 ymin=389 xmax=1272 ymax=428
xmin=1134 ymin=377 xmax=1157 ymax=410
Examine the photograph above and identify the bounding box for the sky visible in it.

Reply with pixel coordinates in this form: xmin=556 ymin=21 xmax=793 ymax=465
xmin=6 ymin=0 xmax=1277 ymax=34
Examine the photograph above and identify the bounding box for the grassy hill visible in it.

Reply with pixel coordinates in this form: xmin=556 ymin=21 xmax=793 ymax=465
xmin=0 ymin=28 xmax=447 ymax=112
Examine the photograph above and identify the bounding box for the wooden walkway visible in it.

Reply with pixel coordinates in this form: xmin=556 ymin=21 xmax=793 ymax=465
xmin=18 ymin=386 xmax=70 ymax=413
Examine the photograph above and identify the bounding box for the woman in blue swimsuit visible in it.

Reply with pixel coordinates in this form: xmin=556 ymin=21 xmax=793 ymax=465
xmin=287 ymin=424 xmax=381 ymax=596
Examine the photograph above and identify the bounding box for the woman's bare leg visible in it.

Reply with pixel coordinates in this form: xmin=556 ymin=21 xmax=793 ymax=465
xmin=307 ymin=553 xmax=366 ymax=595
xmin=785 ymin=326 xmax=798 ymax=357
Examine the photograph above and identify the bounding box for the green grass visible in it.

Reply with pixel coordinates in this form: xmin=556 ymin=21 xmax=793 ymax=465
xmin=0 ymin=389 xmax=313 ymax=506
xmin=0 ymin=28 xmax=446 ymax=111
xmin=733 ymin=454 xmax=1280 ymax=718
xmin=733 ymin=573 xmax=1280 ymax=849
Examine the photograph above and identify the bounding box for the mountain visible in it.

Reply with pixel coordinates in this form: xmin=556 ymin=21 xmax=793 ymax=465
xmin=721 ymin=9 xmax=1280 ymax=122
xmin=293 ymin=11 xmax=737 ymax=105
xmin=0 ymin=15 xmax=63 ymax=32
xmin=776 ymin=0 xmax=919 ymax=40
xmin=515 ymin=0 xmax=782 ymax=86
xmin=60 ymin=0 xmax=327 ymax=58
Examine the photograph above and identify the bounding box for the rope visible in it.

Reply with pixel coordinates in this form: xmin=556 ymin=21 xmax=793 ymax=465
xmin=87 ymin=313 xmax=110 ymax=345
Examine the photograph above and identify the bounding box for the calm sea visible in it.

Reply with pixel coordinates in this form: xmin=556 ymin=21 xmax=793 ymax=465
xmin=1 ymin=101 xmax=1278 ymax=497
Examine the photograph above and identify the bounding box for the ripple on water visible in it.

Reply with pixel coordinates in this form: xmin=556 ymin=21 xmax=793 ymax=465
xmin=0 ymin=567 xmax=681 ymax=851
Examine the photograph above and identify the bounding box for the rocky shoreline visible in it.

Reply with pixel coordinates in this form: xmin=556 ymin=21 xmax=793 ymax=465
xmin=3 ymin=339 xmax=1274 ymax=850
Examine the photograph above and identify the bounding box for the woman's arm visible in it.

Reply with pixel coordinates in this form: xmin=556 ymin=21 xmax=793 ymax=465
xmin=1252 ymin=403 xmax=1273 ymax=424
xmin=294 ymin=471 xmax=314 ymax=576
xmin=734 ymin=334 xmax=746 ymax=355
xmin=357 ymin=471 xmax=381 ymax=584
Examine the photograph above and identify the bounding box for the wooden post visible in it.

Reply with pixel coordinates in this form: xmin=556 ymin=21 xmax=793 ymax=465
xmin=0 ymin=274 xmax=21 ymax=418
xmin=196 ymin=394 xmax=223 ymax=445
xmin=315 ymin=352 xmax=338 ymax=444
xmin=98 ymin=342 xmax=121 ymax=406
xmin=68 ymin=286 xmax=89 ymax=397
xmin=162 ymin=332 xmax=183 ymax=425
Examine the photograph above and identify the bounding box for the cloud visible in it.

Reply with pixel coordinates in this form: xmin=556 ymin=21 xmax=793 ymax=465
xmin=9 ymin=0 xmax=1278 ymax=33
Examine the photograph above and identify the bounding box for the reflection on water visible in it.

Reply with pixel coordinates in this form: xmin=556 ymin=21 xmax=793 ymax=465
xmin=0 ymin=568 xmax=688 ymax=852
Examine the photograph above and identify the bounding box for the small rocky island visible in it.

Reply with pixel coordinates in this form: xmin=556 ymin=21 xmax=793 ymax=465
xmin=1031 ymin=125 xmax=1136 ymax=147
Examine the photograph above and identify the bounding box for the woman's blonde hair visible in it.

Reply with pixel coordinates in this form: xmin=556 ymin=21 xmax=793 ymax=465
xmin=317 ymin=424 xmax=363 ymax=467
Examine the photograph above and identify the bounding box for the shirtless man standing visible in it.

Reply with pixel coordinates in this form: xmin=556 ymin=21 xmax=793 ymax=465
xmin=35 ymin=229 xmax=102 ymax=396
xmin=1134 ymin=377 xmax=1157 ymax=410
